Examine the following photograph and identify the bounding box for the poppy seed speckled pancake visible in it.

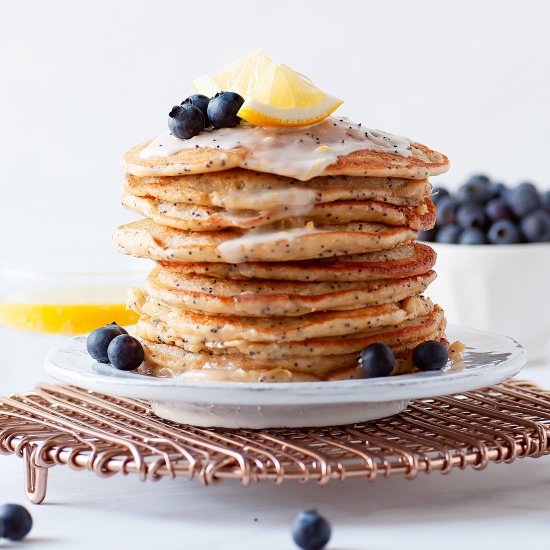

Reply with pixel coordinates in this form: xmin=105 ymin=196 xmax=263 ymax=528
xmin=129 ymin=287 xmax=433 ymax=343
xmin=122 ymin=193 xmax=436 ymax=232
xmin=156 ymin=242 xmax=436 ymax=282
xmin=123 ymin=139 xmax=449 ymax=180
xmin=123 ymin=170 xmax=432 ymax=209
xmin=113 ymin=219 xmax=418 ymax=263
xmin=144 ymin=266 xmax=436 ymax=316
xmin=136 ymin=327 xmax=445 ymax=382
xmin=133 ymin=304 xmax=444 ymax=360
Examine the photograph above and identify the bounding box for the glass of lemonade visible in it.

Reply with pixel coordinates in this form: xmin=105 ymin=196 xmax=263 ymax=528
xmin=0 ymin=246 xmax=147 ymax=395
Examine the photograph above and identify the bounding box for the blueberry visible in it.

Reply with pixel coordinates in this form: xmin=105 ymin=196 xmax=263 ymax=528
xmin=168 ymin=104 xmax=205 ymax=139
xmin=182 ymin=94 xmax=210 ymax=125
xmin=435 ymin=196 xmax=459 ymax=226
xmin=493 ymin=182 xmax=509 ymax=198
xmin=456 ymin=174 xmax=496 ymax=204
xmin=459 ymin=227 xmax=486 ymax=245
xmin=107 ymin=334 xmax=144 ymax=371
xmin=520 ymin=209 xmax=550 ymax=242
xmin=418 ymin=228 xmax=437 ymax=242
xmin=358 ymin=343 xmax=395 ymax=377
xmin=292 ymin=510 xmax=331 ymax=550
xmin=207 ymin=92 xmax=244 ymax=128
xmin=431 ymin=186 xmax=449 ymax=205
xmin=412 ymin=341 xmax=448 ymax=371
xmin=456 ymin=202 xmax=487 ymax=229
xmin=506 ymin=182 xmax=541 ymax=218
xmin=107 ymin=322 xmax=128 ymax=335
xmin=435 ymin=224 xmax=462 ymax=244
xmin=87 ymin=325 xmax=127 ymax=363
xmin=485 ymin=198 xmax=513 ymax=222
xmin=0 ymin=504 xmax=32 ymax=541
xmin=487 ymin=220 xmax=521 ymax=244
xmin=540 ymin=190 xmax=550 ymax=213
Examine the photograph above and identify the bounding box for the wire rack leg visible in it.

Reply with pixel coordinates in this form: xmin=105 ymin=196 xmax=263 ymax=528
xmin=23 ymin=446 xmax=49 ymax=505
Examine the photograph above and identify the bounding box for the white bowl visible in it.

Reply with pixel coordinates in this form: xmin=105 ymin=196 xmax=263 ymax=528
xmin=427 ymin=242 xmax=550 ymax=362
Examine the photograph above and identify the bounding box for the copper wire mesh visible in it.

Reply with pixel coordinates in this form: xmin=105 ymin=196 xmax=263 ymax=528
xmin=0 ymin=380 xmax=549 ymax=504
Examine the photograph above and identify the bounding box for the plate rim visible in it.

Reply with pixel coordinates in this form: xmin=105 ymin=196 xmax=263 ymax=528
xmin=45 ymin=324 xmax=526 ymax=405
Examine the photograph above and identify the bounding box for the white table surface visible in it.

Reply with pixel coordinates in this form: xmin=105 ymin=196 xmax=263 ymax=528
xmin=1 ymin=339 xmax=550 ymax=550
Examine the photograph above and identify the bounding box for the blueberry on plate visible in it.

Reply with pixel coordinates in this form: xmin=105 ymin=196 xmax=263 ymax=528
xmin=358 ymin=343 xmax=395 ymax=378
xmin=435 ymin=223 xmax=462 ymax=244
xmin=520 ymin=209 xmax=550 ymax=242
xmin=182 ymin=94 xmax=210 ymax=125
xmin=207 ymin=91 xmax=245 ymax=128
xmin=106 ymin=322 xmax=128 ymax=335
xmin=168 ymin=104 xmax=205 ymax=139
xmin=431 ymin=186 xmax=449 ymax=205
xmin=435 ymin=196 xmax=460 ymax=226
xmin=0 ymin=504 xmax=32 ymax=541
xmin=412 ymin=341 xmax=448 ymax=371
xmin=107 ymin=334 xmax=144 ymax=371
xmin=456 ymin=174 xmax=496 ymax=204
xmin=292 ymin=510 xmax=331 ymax=550
xmin=506 ymin=182 xmax=541 ymax=218
xmin=86 ymin=324 xmax=127 ymax=363
xmin=459 ymin=227 xmax=486 ymax=245
xmin=418 ymin=228 xmax=437 ymax=242
xmin=485 ymin=198 xmax=513 ymax=222
xmin=456 ymin=202 xmax=487 ymax=229
xmin=487 ymin=219 xmax=521 ymax=244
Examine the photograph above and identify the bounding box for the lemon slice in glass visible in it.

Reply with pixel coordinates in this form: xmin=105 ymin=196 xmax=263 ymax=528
xmin=237 ymin=63 xmax=342 ymax=127
xmin=193 ymin=49 xmax=274 ymax=97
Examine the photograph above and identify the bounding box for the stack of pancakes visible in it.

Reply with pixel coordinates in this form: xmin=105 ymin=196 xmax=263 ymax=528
xmin=114 ymin=129 xmax=449 ymax=382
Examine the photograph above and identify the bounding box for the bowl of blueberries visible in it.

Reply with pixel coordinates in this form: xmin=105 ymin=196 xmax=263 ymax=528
xmin=420 ymin=174 xmax=550 ymax=362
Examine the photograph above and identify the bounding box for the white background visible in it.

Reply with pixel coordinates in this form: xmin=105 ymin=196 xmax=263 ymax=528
xmin=1 ymin=0 xmax=549 ymax=252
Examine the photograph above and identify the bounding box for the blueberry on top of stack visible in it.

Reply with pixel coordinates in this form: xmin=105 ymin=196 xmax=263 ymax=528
xmin=421 ymin=174 xmax=550 ymax=245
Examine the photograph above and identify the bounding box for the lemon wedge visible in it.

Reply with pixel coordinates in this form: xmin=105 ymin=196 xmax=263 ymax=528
xmin=237 ymin=63 xmax=342 ymax=127
xmin=0 ymin=288 xmax=138 ymax=334
xmin=193 ymin=49 xmax=274 ymax=98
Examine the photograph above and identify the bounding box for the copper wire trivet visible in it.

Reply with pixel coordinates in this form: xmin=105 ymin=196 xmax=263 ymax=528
xmin=0 ymin=380 xmax=549 ymax=504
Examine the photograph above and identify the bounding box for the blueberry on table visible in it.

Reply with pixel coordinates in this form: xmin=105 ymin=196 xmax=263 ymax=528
xmin=168 ymin=104 xmax=205 ymax=139
xmin=506 ymin=182 xmax=541 ymax=218
xmin=182 ymin=94 xmax=210 ymax=125
xmin=87 ymin=324 xmax=127 ymax=363
xmin=456 ymin=202 xmax=487 ymax=229
xmin=0 ymin=504 xmax=32 ymax=541
xmin=435 ymin=196 xmax=460 ymax=226
xmin=435 ymin=223 xmax=462 ymax=244
xmin=207 ymin=92 xmax=245 ymax=128
xmin=358 ymin=343 xmax=395 ymax=378
xmin=107 ymin=334 xmax=144 ymax=371
xmin=456 ymin=174 xmax=496 ymax=204
xmin=459 ymin=227 xmax=486 ymax=245
xmin=413 ymin=341 xmax=448 ymax=372
xmin=487 ymin=220 xmax=521 ymax=244
xmin=431 ymin=186 xmax=449 ymax=205
xmin=520 ymin=210 xmax=550 ymax=242
xmin=485 ymin=198 xmax=513 ymax=222
xmin=292 ymin=510 xmax=331 ymax=550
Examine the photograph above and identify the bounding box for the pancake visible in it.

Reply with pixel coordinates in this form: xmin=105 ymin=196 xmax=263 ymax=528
xmin=122 ymin=193 xmax=436 ymax=232
xmin=145 ymin=266 xmax=437 ymax=316
xmin=124 ymin=170 xmax=433 ymax=209
xmin=123 ymin=139 xmax=449 ymax=180
xmin=113 ymin=219 xmax=418 ymax=263
xmin=136 ymin=329 xmax=445 ymax=382
xmin=133 ymin=304 xmax=444 ymax=359
xmin=129 ymin=287 xmax=433 ymax=344
xmin=157 ymin=242 xmax=437 ymax=282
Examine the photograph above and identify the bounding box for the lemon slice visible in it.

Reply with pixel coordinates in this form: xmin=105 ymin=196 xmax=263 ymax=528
xmin=193 ymin=49 xmax=274 ymax=97
xmin=0 ymin=288 xmax=138 ymax=334
xmin=237 ymin=63 xmax=342 ymax=127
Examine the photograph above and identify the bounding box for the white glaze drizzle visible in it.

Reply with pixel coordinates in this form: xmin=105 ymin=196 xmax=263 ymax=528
xmin=139 ymin=117 xmax=412 ymax=181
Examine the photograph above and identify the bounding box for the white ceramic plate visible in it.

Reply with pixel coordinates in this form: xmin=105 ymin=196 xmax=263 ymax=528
xmin=45 ymin=325 xmax=525 ymax=428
